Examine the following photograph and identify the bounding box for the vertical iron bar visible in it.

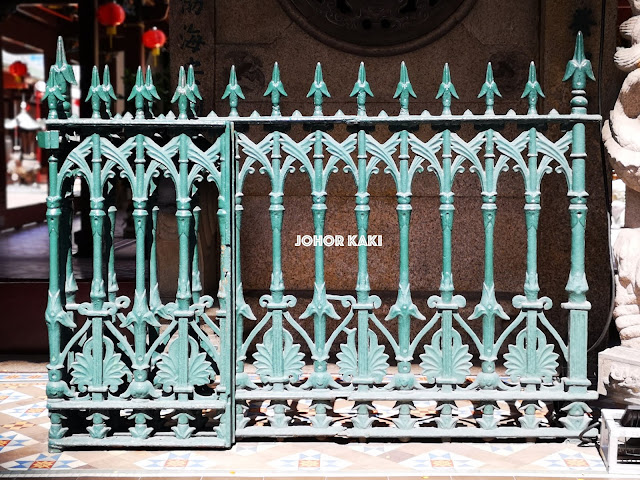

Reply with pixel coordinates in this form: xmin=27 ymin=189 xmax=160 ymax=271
xmin=562 ymin=32 xmax=593 ymax=392
xmin=89 ymin=133 xmax=105 ymax=400
xmin=269 ymin=131 xmax=285 ymax=389
xmin=175 ymin=134 xmax=192 ymax=400
xmin=439 ymin=128 xmax=455 ymax=390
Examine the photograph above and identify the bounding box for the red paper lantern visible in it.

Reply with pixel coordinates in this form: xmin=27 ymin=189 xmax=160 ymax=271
xmin=142 ymin=27 xmax=167 ymax=60
xmin=97 ymin=1 xmax=126 ymax=47
xmin=9 ymin=61 xmax=28 ymax=81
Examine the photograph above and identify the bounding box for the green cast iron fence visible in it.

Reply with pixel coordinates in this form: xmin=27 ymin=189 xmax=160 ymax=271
xmin=39 ymin=33 xmax=600 ymax=450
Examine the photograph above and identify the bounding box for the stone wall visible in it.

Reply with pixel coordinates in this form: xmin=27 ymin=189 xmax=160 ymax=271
xmin=169 ymin=0 xmax=618 ymax=365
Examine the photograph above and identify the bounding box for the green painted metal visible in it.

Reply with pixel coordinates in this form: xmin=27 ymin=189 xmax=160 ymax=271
xmin=40 ymin=34 xmax=600 ymax=450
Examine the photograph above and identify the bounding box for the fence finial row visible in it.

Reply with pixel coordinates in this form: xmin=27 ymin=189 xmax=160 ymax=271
xmin=44 ymin=32 xmax=594 ymax=121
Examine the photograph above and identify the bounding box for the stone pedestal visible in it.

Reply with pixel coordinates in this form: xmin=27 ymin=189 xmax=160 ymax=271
xmin=600 ymin=0 xmax=640 ymax=405
xmin=598 ymin=346 xmax=640 ymax=405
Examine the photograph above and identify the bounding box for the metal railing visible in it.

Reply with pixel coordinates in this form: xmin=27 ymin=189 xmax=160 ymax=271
xmin=39 ymin=33 xmax=600 ymax=450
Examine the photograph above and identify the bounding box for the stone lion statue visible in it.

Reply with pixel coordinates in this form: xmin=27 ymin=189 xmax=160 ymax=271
xmin=603 ymin=0 xmax=640 ymax=348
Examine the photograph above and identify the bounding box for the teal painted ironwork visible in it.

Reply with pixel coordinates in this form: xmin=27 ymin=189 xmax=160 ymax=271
xmin=40 ymin=34 xmax=601 ymax=450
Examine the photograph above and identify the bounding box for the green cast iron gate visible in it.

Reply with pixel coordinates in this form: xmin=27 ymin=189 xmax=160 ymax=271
xmin=40 ymin=34 xmax=600 ymax=451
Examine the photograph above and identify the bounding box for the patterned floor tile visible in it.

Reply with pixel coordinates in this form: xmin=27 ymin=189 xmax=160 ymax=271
xmin=531 ymin=447 xmax=606 ymax=471
xmin=0 ymin=432 xmax=38 ymax=452
xmin=0 ymin=389 xmax=31 ymax=405
xmin=1 ymin=401 xmax=47 ymax=420
xmin=348 ymin=443 xmax=401 ymax=456
xmin=399 ymin=449 xmax=484 ymax=471
xmin=134 ymin=452 xmax=216 ymax=470
xmin=231 ymin=443 xmax=278 ymax=456
xmin=0 ymin=420 xmax=37 ymax=430
xmin=0 ymin=452 xmax=86 ymax=470
xmin=473 ymin=443 xmax=533 ymax=456
xmin=267 ymin=448 xmax=352 ymax=471
xmin=0 ymin=373 xmax=48 ymax=382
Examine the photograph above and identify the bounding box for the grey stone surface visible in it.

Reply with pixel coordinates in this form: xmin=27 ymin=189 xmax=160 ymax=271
xmin=598 ymin=346 xmax=640 ymax=405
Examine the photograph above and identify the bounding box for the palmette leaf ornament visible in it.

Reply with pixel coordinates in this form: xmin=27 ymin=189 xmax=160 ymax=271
xmin=367 ymin=330 xmax=390 ymax=382
xmin=336 ymin=328 xmax=357 ymax=380
xmin=253 ymin=327 xmax=304 ymax=382
xmin=420 ymin=329 xmax=472 ymax=383
xmin=337 ymin=328 xmax=389 ymax=383
xmin=155 ymin=337 xmax=215 ymax=393
xmin=504 ymin=328 xmax=559 ymax=382
xmin=70 ymin=337 xmax=132 ymax=393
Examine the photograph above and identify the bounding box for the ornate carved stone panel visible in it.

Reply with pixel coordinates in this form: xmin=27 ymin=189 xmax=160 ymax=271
xmin=278 ymin=0 xmax=477 ymax=56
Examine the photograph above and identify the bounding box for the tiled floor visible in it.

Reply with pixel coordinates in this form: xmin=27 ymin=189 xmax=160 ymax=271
xmin=0 ymin=373 xmax=633 ymax=479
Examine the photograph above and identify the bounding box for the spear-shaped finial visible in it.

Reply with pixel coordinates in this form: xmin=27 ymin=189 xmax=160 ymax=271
xmin=478 ymin=62 xmax=501 ymax=114
xmin=264 ymin=62 xmax=287 ymax=116
xmin=521 ymin=61 xmax=545 ymax=115
xmin=436 ymin=63 xmax=458 ymax=115
xmin=85 ymin=66 xmax=103 ymax=119
xmin=394 ymin=61 xmax=416 ymax=116
xmin=350 ymin=62 xmax=373 ymax=116
xmin=101 ymin=66 xmax=117 ymax=118
xmin=42 ymin=65 xmax=65 ymax=120
xmin=222 ymin=65 xmax=244 ymax=117
xmin=171 ymin=66 xmax=196 ymax=119
xmin=563 ymin=31 xmax=595 ymax=88
xmin=52 ymin=36 xmax=76 ymax=117
xmin=307 ymin=63 xmax=330 ymax=116
xmin=563 ymin=31 xmax=595 ymax=115
xmin=53 ymin=36 xmax=77 ymax=87
xmin=187 ymin=64 xmax=202 ymax=117
xmin=144 ymin=65 xmax=161 ymax=118
xmin=128 ymin=66 xmax=151 ymax=119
